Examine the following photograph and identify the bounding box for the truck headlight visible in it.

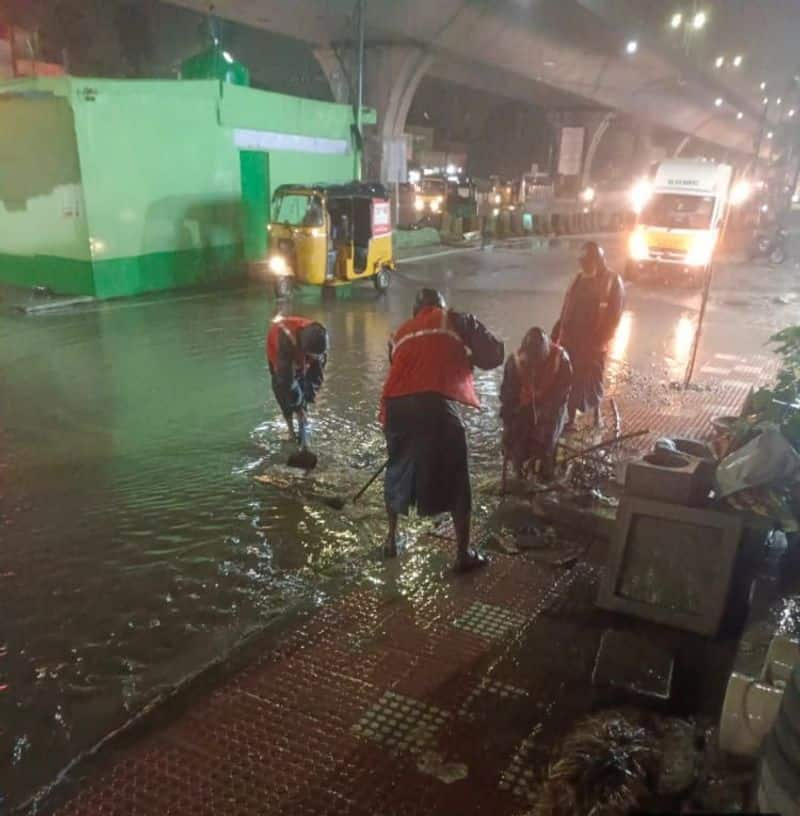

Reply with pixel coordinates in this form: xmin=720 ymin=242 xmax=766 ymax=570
xmin=629 ymin=178 xmax=652 ymax=214
xmin=685 ymin=231 xmax=715 ymax=266
xmin=269 ymin=255 xmax=290 ymax=276
xmin=628 ymin=228 xmax=649 ymax=262
xmin=414 ymin=197 xmax=425 ymax=212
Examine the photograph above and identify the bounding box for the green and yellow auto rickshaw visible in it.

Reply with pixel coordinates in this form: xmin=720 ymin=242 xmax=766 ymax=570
xmin=267 ymin=182 xmax=395 ymax=298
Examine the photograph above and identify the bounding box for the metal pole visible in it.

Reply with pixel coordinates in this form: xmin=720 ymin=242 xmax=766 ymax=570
xmin=683 ymin=261 xmax=712 ymax=388
xmin=683 ymin=169 xmax=738 ymax=388
xmin=355 ymin=0 xmax=365 ymax=180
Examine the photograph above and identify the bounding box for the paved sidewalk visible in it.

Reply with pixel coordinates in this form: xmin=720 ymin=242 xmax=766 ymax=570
xmin=51 ymin=541 xmax=587 ymax=816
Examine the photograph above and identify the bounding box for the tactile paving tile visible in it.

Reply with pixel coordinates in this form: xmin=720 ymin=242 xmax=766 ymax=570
xmin=351 ymin=690 xmax=449 ymax=756
xmin=452 ymin=601 xmax=528 ymax=641
xmin=499 ymin=725 xmax=543 ymax=803
xmin=459 ymin=676 xmax=529 ymax=718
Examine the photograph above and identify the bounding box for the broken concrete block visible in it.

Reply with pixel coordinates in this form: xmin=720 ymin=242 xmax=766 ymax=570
xmin=625 ymin=450 xmax=712 ymax=506
xmin=596 ymin=497 xmax=742 ymax=636
xmin=719 ymin=671 xmax=784 ymax=757
xmin=591 ymin=628 xmax=674 ymax=702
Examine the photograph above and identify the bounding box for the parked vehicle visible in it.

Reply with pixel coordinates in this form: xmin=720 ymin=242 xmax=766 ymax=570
xmin=751 ymin=225 xmax=788 ymax=265
xmin=267 ymin=182 xmax=394 ymax=298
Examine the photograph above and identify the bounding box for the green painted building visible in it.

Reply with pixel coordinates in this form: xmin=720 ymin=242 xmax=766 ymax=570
xmin=0 ymin=75 xmax=366 ymax=298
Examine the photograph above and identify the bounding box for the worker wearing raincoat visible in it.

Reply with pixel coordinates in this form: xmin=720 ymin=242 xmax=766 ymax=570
xmin=553 ymin=241 xmax=624 ymax=429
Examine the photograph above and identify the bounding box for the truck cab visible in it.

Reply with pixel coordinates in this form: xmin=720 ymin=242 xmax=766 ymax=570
xmin=627 ymin=159 xmax=733 ymax=279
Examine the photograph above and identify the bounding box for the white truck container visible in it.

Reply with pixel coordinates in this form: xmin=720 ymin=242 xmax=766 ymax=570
xmin=627 ymin=159 xmax=733 ymax=278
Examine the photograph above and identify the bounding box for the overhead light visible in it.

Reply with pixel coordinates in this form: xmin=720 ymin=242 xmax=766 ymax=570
xmin=692 ymin=10 xmax=707 ymax=29
xmin=732 ymin=54 xmax=743 ymax=67
xmin=625 ymin=40 xmax=638 ymax=55
xmin=714 ymin=97 xmax=723 ymax=107
xmin=760 ymin=81 xmax=767 ymax=91
xmin=776 ymin=97 xmax=783 ymax=105
xmin=714 ymin=56 xmax=724 ymax=68
xmin=789 ymin=109 xmax=796 ymax=118
xmin=763 ymin=96 xmax=770 ymax=105
xmin=767 ymin=131 xmax=774 ymax=139
xmin=736 ymin=111 xmax=744 ymax=120
xmin=670 ymin=12 xmax=683 ymax=29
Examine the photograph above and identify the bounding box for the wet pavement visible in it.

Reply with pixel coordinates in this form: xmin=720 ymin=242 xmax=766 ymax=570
xmin=1 ymin=237 xmax=798 ymax=809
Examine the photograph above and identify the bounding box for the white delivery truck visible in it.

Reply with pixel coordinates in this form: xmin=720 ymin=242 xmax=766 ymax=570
xmin=626 ymin=159 xmax=733 ymax=280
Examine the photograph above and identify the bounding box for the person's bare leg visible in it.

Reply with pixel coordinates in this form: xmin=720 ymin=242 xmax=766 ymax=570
xmin=453 ymin=508 xmax=471 ymax=566
xmin=384 ymin=508 xmax=398 ymax=558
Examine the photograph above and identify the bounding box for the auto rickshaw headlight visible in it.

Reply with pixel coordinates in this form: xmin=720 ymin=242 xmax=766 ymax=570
xmin=414 ymin=197 xmax=425 ymax=212
xmin=269 ymin=255 xmax=290 ymax=276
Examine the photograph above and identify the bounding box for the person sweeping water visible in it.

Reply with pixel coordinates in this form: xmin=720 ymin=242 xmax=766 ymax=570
xmin=500 ymin=327 xmax=572 ymax=486
xmin=266 ymin=314 xmax=328 ymax=467
xmin=379 ymin=288 xmax=504 ymax=571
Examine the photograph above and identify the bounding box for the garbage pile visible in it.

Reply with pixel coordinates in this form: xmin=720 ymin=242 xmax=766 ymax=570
xmin=530 ymin=710 xmax=657 ymax=816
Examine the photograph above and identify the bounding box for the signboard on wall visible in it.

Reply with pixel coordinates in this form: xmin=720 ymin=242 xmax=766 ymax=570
xmin=558 ymin=127 xmax=585 ymax=176
xmin=233 ymin=128 xmax=348 ymax=155
xmin=372 ymin=200 xmax=392 ymax=236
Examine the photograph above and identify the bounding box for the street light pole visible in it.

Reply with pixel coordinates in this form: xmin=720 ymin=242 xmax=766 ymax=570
xmin=355 ymin=0 xmax=365 ymax=180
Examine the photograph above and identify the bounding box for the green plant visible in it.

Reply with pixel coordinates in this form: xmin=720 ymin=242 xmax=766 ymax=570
xmin=745 ymin=325 xmax=800 ymax=450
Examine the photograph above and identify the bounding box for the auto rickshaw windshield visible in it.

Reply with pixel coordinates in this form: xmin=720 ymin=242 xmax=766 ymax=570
xmin=273 ymin=193 xmax=325 ymax=227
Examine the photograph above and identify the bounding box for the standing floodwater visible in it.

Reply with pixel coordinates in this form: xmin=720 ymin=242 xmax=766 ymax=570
xmin=0 ymin=242 xmax=786 ymax=807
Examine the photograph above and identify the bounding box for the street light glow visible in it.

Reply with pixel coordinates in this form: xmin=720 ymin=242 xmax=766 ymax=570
xmin=736 ymin=111 xmax=744 ymax=120
xmin=714 ymin=56 xmax=724 ymax=68
xmin=732 ymin=54 xmax=743 ymax=67
xmin=625 ymin=40 xmax=638 ymax=55
xmin=776 ymin=97 xmax=783 ymax=105
xmin=767 ymin=131 xmax=774 ymax=139
xmin=789 ymin=109 xmax=796 ymax=118
xmin=763 ymin=96 xmax=770 ymax=105
xmin=760 ymin=81 xmax=767 ymax=91
xmin=670 ymin=12 xmax=683 ymax=28
xmin=692 ymin=10 xmax=707 ymax=29
xmin=714 ymin=97 xmax=723 ymax=107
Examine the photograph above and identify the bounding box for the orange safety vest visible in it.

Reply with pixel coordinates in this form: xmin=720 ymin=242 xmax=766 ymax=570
xmin=381 ymin=307 xmax=479 ymax=411
xmin=266 ymin=316 xmax=313 ymax=370
xmin=514 ymin=345 xmax=564 ymax=409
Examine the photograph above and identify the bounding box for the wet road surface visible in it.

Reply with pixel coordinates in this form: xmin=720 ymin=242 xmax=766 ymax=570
xmin=2 ymin=238 xmax=799 ymax=806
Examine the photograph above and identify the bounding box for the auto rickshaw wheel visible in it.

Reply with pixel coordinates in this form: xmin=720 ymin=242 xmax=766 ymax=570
xmin=273 ymin=276 xmax=293 ymax=300
xmin=373 ymin=265 xmax=391 ymax=293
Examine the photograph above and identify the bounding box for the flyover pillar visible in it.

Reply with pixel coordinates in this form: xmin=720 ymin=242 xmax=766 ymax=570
xmin=316 ymin=44 xmax=432 ymax=182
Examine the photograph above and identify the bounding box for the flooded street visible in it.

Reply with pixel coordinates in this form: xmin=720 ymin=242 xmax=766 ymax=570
xmin=2 ymin=239 xmax=798 ymax=806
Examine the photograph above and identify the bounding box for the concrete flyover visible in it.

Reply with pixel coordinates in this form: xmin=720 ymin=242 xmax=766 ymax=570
xmin=167 ymin=0 xmax=763 ymax=178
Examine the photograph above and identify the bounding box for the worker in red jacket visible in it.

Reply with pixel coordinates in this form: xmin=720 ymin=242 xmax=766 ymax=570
xmin=266 ymin=315 xmax=328 ymax=447
xmin=500 ymin=327 xmax=572 ymax=486
xmin=380 ymin=288 xmax=504 ymax=571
